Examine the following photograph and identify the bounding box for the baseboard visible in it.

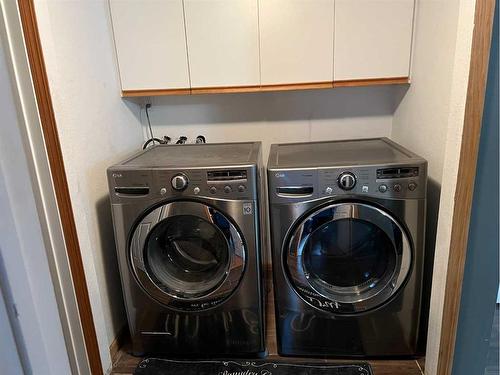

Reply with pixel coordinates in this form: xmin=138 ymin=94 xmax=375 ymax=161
xmin=110 ymin=324 xmax=128 ymax=363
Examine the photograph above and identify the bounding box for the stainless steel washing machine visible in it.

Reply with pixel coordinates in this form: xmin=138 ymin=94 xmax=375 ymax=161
xmin=107 ymin=142 xmax=265 ymax=357
xmin=267 ymin=138 xmax=427 ymax=357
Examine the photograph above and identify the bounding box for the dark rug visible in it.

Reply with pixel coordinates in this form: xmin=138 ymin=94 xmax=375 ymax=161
xmin=134 ymin=358 xmax=372 ymax=375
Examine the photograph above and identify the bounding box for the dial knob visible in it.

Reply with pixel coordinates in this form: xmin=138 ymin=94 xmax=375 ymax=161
xmin=338 ymin=172 xmax=356 ymax=190
xmin=171 ymin=173 xmax=188 ymax=191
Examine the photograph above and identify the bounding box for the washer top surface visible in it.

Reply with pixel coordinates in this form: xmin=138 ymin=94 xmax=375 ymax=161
xmin=268 ymin=138 xmax=424 ymax=169
xmin=118 ymin=142 xmax=260 ymax=168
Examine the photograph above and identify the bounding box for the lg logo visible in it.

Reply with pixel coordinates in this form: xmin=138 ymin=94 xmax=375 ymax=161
xmin=275 ymin=172 xmax=285 ymax=178
xmin=112 ymin=173 xmax=123 ymax=178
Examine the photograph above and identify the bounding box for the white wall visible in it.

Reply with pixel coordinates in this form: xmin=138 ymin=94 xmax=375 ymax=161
xmin=34 ymin=0 xmax=144 ymax=370
xmin=145 ymin=85 xmax=402 ymax=160
xmin=391 ymin=0 xmax=477 ymax=374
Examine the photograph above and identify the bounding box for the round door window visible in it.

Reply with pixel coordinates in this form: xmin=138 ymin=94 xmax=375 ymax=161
xmin=145 ymin=215 xmax=231 ymax=299
xmin=286 ymin=202 xmax=411 ymax=314
xmin=130 ymin=201 xmax=246 ymax=310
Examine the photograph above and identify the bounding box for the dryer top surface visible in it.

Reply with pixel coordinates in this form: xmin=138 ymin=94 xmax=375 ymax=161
xmin=268 ymin=138 xmax=426 ymax=169
xmin=115 ymin=142 xmax=261 ymax=169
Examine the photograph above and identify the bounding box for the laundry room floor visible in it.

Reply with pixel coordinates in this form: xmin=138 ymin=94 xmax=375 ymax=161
xmin=111 ymin=267 xmax=425 ymax=375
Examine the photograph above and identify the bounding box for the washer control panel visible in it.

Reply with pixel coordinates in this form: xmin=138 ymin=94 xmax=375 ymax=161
xmin=108 ymin=167 xmax=257 ymax=203
xmin=160 ymin=168 xmax=255 ymax=200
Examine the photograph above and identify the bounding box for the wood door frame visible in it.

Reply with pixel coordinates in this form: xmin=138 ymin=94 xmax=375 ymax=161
xmin=16 ymin=0 xmax=103 ymax=374
xmin=15 ymin=0 xmax=495 ymax=374
xmin=436 ymin=0 xmax=496 ymax=374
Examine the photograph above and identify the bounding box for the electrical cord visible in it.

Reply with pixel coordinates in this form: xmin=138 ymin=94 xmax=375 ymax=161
xmin=145 ymin=103 xmax=154 ymax=141
xmin=142 ymin=137 xmax=163 ymax=149
xmin=141 ymin=106 xmax=207 ymax=149
xmin=142 ymin=104 xmax=166 ymax=149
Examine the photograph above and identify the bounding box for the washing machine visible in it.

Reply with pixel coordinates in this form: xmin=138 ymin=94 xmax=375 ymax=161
xmin=107 ymin=142 xmax=265 ymax=357
xmin=267 ymin=138 xmax=427 ymax=357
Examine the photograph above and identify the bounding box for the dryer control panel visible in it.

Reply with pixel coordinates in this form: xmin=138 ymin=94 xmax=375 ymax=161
xmin=268 ymin=162 xmax=427 ymax=204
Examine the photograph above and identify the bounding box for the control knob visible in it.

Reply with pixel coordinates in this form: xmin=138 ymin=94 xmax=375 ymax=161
xmin=338 ymin=172 xmax=357 ymax=191
xmin=171 ymin=173 xmax=188 ymax=191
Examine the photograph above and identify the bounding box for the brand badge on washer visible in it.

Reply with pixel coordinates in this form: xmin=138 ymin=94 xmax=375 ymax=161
xmin=243 ymin=202 xmax=253 ymax=215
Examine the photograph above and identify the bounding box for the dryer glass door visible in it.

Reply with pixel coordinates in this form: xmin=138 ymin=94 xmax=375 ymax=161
xmin=286 ymin=202 xmax=411 ymax=314
xmin=130 ymin=201 xmax=246 ymax=310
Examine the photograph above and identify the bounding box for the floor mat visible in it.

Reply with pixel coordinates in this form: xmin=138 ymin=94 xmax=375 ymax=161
xmin=134 ymin=358 xmax=372 ymax=375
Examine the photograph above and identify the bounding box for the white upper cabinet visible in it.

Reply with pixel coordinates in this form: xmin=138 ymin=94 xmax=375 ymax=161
xmin=259 ymin=0 xmax=335 ymax=85
xmin=109 ymin=0 xmax=416 ymax=95
xmin=109 ymin=0 xmax=190 ymax=91
xmin=184 ymin=0 xmax=260 ymax=88
xmin=334 ymin=0 xmax=415 ymax=81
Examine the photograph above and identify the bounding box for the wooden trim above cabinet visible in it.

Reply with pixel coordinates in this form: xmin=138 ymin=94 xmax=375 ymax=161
xmin=121 ymin=77 xmax=408 ymax=97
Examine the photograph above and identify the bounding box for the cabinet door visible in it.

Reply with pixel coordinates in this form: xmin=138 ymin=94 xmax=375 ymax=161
xmin=259 ymin=0 xmax=334 ymax=85
xmin=184 ymin=0 xmax=260 ymax=88
xmin=110 ymin=0 xmax=190 ymax=91
xmin=334 ymin=0 xmax=415 ymax=81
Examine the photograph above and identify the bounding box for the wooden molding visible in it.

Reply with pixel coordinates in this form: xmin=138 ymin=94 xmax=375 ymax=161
xmin=436 ymin=1 xmax=496 ymax=374
xmin=333 ymin=77 xmax=410 ymax=88
xmin=17 ymin=1 xmax=104 ymax=374
xmin=191 ymin=84 xmax=262 ymax=95
xmin=122 ymin=88 xmax=191 ymax=97
xmin=109 ymin=324 xmax=128 ymax=365
xmin=121 ymin=78 xmax=407 ymax=97
xmin=259 ymin=81 xmax=334 ymax=92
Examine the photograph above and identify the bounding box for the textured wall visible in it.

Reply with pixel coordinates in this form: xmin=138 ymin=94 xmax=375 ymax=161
xmin=34 ymin=0 xmax=144 ymax=370
xmin=144 ymin=85 xmax=402 ymax=161
xmin=391 ymin=0 xmax=477 ymax=373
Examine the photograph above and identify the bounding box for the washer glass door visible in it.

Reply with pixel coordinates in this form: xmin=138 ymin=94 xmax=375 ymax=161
xmin=286 ymin=202 xmax=411 ymax=314
xmin=130 ymin=201 xmax=245 ymax=310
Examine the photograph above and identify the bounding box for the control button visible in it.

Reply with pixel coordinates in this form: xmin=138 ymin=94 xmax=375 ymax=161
xmin=393 ymin=184 xmax=402 ymax=192
xmin=209 ymin=186 xmax=217 ymax=194
xmin=378 ymin=184 xmax=388 ymax=193
xmin=408 ymin=182 xmax=418 ymax=191
xmin=171 ymin=173 xmax=188 ymax=191
xmin=224 ymin=185 xmax=232 ymax=194
xmin=238 ymin=185 xmax=246 ymax=193
xmin=193 ymin=187 xmax=200 ymax=195
xmin=324 ymin=186 xmax=333 ymax=195
xmin=338 ymin=172 xmax=357 ymax=191
xmin=160 ymin=187 xmax=167 ymax=195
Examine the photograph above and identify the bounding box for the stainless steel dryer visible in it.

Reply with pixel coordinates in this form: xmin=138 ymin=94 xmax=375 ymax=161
xmin=107 ymin=142 xmax=265 ymax=357
xmin=267 ymin=138 xmax=427 ymax=357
